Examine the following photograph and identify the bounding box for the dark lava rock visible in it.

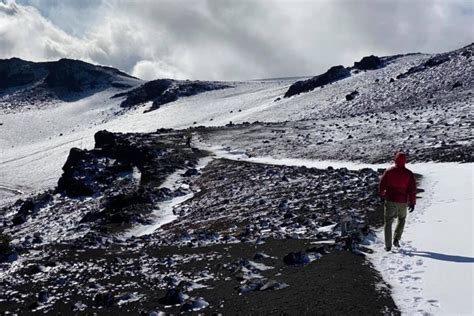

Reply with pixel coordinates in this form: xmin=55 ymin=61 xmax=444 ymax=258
xmin=61 ymin=148 xmax=87 ymax=174
xmin=158 ymin=289 xmax=187 ymax=305
xmin=397 ymin=54 xmax=450 ymax=79
xmin=18 ymin=199 xmax=35 ymax=215
xmin=283 ymin=251 xmax=311 ymax=265
xmin=57 ymin=175 xmax=94 ymax=197
xmin=345 ymin=90 xmax=359 ymax=101
xmin=12 ymin=214 xmax=27 ymax=226
xmin=94 ymin=130 xmax=116 ymax=149
xmin=353 ymin=55 xmax=383 ymax=70
xmin=38 ymin=290 xmax=48 ymax=303
xmin=452 ymin=81 xmax=462 ymax=89
xmin=113 ymin=79 xmax=231 ymax=112
xmin=183 ymin=168 xmax=199 ymax=177
xmin=0 ymin=252 xmax=18 ymax=263
xmin=28 ymin=264 xmax=44 ymax=275
xmin=94 ymin=291 xmax=115 ymax=307
xmin=284 ymin=66 xmax=350 ymax=98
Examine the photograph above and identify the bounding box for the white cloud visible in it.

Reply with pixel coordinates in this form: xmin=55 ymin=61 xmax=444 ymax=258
xmin=131 ymin=60 xmax=188 ymax=80
xmin=1 ymin=0 xmax=473 ymax=81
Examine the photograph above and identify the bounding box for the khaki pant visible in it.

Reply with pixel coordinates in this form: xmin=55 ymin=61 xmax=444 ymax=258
xmin=384 ymin=201 xmax=407 ymax=248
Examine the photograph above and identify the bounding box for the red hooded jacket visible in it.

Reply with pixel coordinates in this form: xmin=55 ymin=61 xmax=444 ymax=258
xmin=379 ymin=153 xmax=416 ymax=205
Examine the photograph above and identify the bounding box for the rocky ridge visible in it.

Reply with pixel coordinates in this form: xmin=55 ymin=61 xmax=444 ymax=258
xmin=0 ymin=58 xmax=141 ymax=111
xmin=112 ymin=79 xmax=232 ymax=112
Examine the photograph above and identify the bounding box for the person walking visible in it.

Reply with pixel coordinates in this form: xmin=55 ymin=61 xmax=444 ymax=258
xmin=379 ymin=152 xmax=417 ymax=251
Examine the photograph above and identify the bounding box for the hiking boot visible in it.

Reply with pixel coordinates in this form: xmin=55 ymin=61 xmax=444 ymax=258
xmin=393 ymin=239 xmax=400 ymax=248
xmin=384 ymin=246 xmax=391 ymax=252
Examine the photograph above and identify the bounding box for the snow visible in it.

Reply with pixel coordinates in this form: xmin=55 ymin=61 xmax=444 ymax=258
xmin=0 ymin=50 xmax=472 ymax=313
xmin=369 ymin=162 xmax=473 ymax=316
xmin=199 ymin=144 xmax=474 ymax=315
xmin=124 ymin=157 xmax=211 ymax=238
xmin=0 ymin=53 xmax=436 ymax=203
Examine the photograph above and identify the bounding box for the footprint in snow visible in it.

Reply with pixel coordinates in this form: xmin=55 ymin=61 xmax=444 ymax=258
xmin=427 ymin=299 xmax=440 ymax=307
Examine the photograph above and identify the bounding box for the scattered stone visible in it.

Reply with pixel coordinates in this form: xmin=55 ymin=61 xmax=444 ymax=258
xmin=345 ymin=90 xmax=359 ymax=101
xmin=158 ymin=289 xmax=188 ymax=305
xmin=283 ymin=251 xmax=311 ymax=265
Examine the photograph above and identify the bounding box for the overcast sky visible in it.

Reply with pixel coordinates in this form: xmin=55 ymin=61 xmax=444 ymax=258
xmin=1 ymin=0 xmax=473 ymax=81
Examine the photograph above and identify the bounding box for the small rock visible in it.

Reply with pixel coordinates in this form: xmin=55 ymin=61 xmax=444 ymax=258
xmin=283 ymin=251 xmax=311 ymax=265
xmin=94 ymin=291 xmax=115 ymax=307
xmin=38 ymin=290 xmax=48 ymax=303
xmin=158 ymin=289 xmax=188 ymax=305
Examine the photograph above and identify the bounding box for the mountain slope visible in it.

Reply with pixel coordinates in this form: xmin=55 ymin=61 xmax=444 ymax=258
xmin=0 ymin=43 xmax=473 ymax=315
xmin=0 ymin=58 xmax=142 ymax=111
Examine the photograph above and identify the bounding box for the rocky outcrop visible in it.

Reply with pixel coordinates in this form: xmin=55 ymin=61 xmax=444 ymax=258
xmin=54 ymin=130 xmax=206 ymax=227
xmin=284 ymin=66 xmax=350 ymax=98
xmin=353 ymin=55 xmax=383 ymax=70
xmin=112 ymin=79 xmax=232 ymax=112
xmin=0 ymin=58 xmax=141 ymax=109
xmin=397 ymin=54 xmax=451 ymax=79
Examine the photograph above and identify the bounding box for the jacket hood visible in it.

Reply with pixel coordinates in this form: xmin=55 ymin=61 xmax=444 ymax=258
xmin=394 ymin=152 xmax=407 ymax=168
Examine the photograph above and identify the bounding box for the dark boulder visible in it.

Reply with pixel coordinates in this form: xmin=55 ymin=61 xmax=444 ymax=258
xmin=27 ymin=264 xmax=44 ymax=275
xmin=284 ymin=66 xmax=350 ymax=98
xmin=94 ymin=130 xmax=116 ymax=149
xmin=57 ymin=176 xmax=94 ymax=197
xmin=183 ymin=168 xmax=199 ymax=177
xmin=18 ymin=199 xmax=35 ymax=215
xmin=12 ymin=214 xmax=27 ymax=226
xmin=345 ymin=90 xmax=359 ymax=101
xmin=452 ymin=81 xmax=462 ymax=89
xmin=353 ymin=55 xmax=383 ymax=70
xmin=61 ymin=148 xmax=86 ymax=173
xmin=283 ymin=251 xmax=311 ymax=265
xmin=38 ymin=290 xmax=49 ymax=303
xmin=114 ymin=79 xmax=231 ymax=112
xmin=158 ymin=289 xmax=187 ymax=305
xmin=94 ymin=291 xmax=115 ymax=307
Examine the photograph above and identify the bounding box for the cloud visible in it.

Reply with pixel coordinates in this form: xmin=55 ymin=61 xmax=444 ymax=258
xmin=131 ymin=60 xmax=188 ymax=80
xmin=1 ymin=0 xmax=473 ymax=81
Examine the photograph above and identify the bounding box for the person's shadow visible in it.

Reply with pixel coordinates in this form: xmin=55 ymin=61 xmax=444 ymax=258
xmin=404 ymin=250 xmax=474 ymax=263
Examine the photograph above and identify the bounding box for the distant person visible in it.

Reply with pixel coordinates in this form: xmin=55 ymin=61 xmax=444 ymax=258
xmin=379 ymin=152 xmax=416 ymax=251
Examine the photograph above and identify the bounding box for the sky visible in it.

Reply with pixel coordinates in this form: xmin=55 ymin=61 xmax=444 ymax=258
xmin=0 ymin=0 xmax=473 ymax=81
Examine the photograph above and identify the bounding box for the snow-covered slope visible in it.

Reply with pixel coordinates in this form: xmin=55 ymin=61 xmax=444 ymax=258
xmin=1 ymin=44 xmax=473 ymax=205
xmin=0 ymin=43 xmax=473 ymax=315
